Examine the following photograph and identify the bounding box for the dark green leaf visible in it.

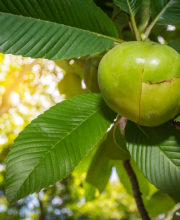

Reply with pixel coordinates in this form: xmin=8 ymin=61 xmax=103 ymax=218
xmin=168 ymin=40 xmax=180 ymax=54
xmin=105 ymin=124 xmax=130 ymax=160
xmin=115 ymin=15 xmax=129 ymax=39
xmin=112 ymin=6 xmax=129 ymax=38
xmin=0 ymin=0 xmax=119 ymax=60
xmin=125 ymin=121 xmax=180 ymax=202
xmin=86 ymin=139 xmax=113 ymax=192
xmin=146 ymin=191 xmax=175 ymax=218
xmin=114 ymin=0 xmax=142 ymax=15
xmin=150 ymin=0 xmax=180 ymax=25
xmin=6 ymin=94 xmax=116 ymax=204
xmin=74 ymin=134 xmax=107 ymax=174
xmin=73 ymin=143 xmax=99 ymax=175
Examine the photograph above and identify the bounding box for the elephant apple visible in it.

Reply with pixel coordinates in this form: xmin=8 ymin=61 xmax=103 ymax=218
xmin=98 ymin=41 xmax=180 ymax=126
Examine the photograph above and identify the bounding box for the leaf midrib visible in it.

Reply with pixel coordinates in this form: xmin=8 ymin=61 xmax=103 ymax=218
xmin=127 ymin=0 xmax=133 ymax=15
xmin=10 ymin=103 xmax=108 ymax=203
xmin=152 ymin=0 xmax=173 ymax=22
xmin=0 ymin=11 xmax=123 ymax=43
xmin=136 ymin=124 xmax=180 ymax=170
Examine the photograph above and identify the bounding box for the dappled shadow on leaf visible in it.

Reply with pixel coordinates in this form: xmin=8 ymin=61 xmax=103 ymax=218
xmin=125 ymin=120 xmax=180 ymax=148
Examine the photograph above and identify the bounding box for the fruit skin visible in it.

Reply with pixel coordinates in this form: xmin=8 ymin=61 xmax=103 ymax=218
xmin=83 ymin=52 xmax=105 ymax=93
xmin=98 ymin=41 xmax=180 ymax=127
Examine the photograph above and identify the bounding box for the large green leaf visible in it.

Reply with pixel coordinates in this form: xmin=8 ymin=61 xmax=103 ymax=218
xmin=150 ymin=0 xmax=180 ymax=25
xmin=73 ymin=134 xmax=107 ymax=174
xmin=0 ymin=0 xmax=119 ymax=60
xmin=86 ymin=139 xmax=113 ymax=192
xmin=168 ymin=40 xmax=180 ymax=54
xmin=73 ymin=143 xmax=99 ymax=175
xmin=125 ymin=121 xmax=180 ymax=202
xmin=113 ymin=0 xmax=142 ymax=15
xmin=145 ymin=190 xmax=175 ymax=218
xmin=6 ymin=94 xmax=116 ymax=204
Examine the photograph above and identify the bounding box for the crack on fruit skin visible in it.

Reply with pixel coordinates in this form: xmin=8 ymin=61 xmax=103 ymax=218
xmin=147 ymin=76 xmax=180 ymax=85
xmin=138 ymin=45 xmax=153 ymax=124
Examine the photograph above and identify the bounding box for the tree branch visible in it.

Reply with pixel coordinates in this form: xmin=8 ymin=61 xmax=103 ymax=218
xmin=0 ymin=59 xmax=39 ymax=117
xmin=123 ymin=159 xmax=151 ymax=220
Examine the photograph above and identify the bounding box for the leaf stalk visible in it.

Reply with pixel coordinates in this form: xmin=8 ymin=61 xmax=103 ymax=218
xmin=130 ymin=14 xmax=141 ymax=41
xmin=126 ymin=0 xmax=141 ymax=41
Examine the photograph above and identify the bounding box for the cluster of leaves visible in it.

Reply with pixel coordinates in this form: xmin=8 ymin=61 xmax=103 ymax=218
xmin=0 ymin=53 xmax=141 ymax=219
xmin=0 ymin=0 xmax=180 ymax=218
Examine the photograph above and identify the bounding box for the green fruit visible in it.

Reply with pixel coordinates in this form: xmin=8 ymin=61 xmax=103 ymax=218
xmin=98 ymin=41 xmax=180 ymax=127
xmin=83 ymin=52 xmax=105 ymax=93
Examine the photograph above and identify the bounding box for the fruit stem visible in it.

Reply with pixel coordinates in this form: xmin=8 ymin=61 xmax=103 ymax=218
xmin=125 ymin=13 xmax=136 ymax=39
xmin=130 ymin=14 xmax=141 ymax=41
xmin=123 ymin=159 xmax=151 ymax=220
xmin=126 ymin=0 xmax=141 ymax=41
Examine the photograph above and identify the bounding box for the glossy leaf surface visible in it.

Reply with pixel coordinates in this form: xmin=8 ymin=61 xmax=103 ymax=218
xmin=150 ymin=0 xmax=180 ymax=25
xmin=6 ymin=94 xmax=116 ymax=204
xmin=114 ymin=0 xmax=142 ymax=15
xmin=0 ymin=0 xmax=118 ymax=60
xmin=125 ymin=121 xmax=180 ymax=201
